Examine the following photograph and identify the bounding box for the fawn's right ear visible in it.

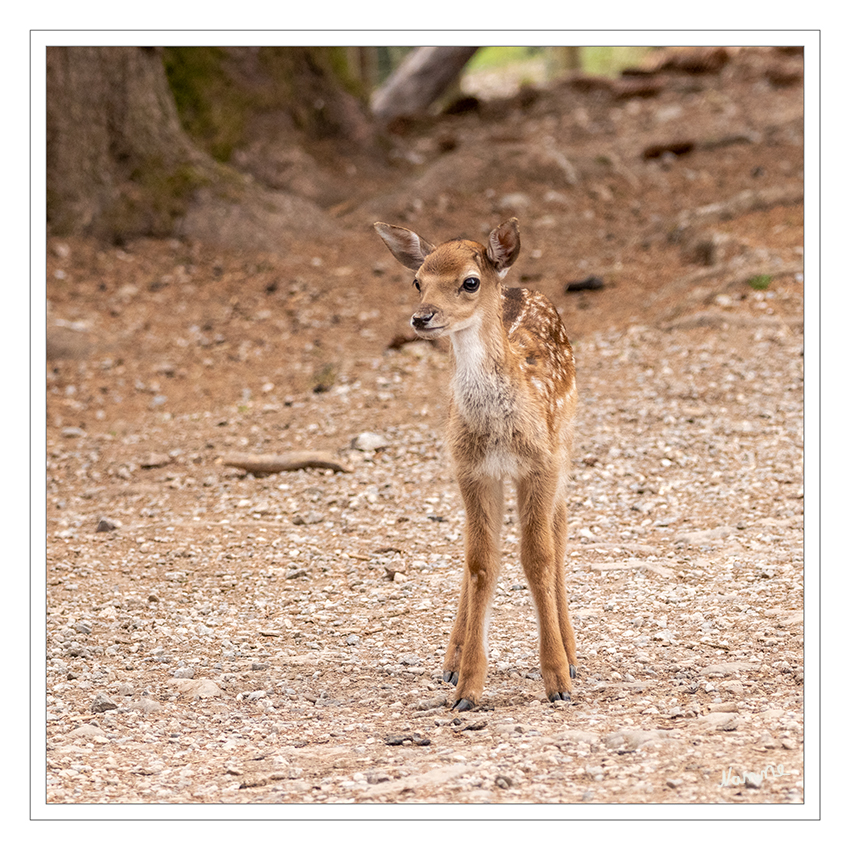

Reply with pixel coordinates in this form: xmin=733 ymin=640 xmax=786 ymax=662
xmin=374 ymin=222 xmax=436 ymax=271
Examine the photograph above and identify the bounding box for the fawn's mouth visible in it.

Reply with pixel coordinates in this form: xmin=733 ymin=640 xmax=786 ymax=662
xmin=412 ymin=324 xmax=446 ymax=338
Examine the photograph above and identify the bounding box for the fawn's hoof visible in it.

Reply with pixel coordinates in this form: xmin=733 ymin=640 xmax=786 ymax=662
xmin=548 ymin=691 xmax=572 ymax=703
xmin=569 ymin=665 xmax=577 ymax=679
xmin=442 ymin=671 xmax=459 ymax=686
xmin=453 ymin=698 xmax=476 ymax=712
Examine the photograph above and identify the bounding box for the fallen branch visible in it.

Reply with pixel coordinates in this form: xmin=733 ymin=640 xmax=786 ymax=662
xmin=221 ymin=452 xmax=353 ymax=475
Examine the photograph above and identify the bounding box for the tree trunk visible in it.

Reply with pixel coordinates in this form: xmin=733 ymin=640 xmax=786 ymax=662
xmin=46 ymin=46 xmax=376 ymax=246
xmin=370 ymin=46 xmax=479 ymax=122
xmin=46 ymin=46 xmax=214 ymax=241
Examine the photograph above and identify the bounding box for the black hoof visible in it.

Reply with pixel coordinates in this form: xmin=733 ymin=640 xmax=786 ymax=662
xmin=443 ymin=671 xmax=459 ymax=686
xmin=453 ymin=698 xmax=475 ymax=712
xmin=569 ymin=665 xmax=577 ymax=680
xmin=548 ymin=692 xmax=571 ymax=703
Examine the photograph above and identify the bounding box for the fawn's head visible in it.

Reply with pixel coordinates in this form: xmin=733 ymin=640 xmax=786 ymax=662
xmin=374 ymin=219 xmax=521 ymax=339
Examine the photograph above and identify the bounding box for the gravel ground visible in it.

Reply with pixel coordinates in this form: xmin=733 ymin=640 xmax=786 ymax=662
xmin=40 ymin=46 xmax=808 ymax=812
xmin=44 ymin=292 xmax=804 ymax=807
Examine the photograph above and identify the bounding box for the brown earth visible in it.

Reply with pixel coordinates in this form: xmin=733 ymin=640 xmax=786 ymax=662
xmin=44 ymin=47 xmax=805 ymax=807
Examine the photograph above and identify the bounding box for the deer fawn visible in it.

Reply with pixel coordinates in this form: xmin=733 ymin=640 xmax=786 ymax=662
xmin=374 ymin=218 xmax=578 ymax=710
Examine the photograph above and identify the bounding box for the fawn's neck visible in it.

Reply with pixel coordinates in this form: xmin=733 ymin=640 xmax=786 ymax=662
xmin=449 ymin=305 xmax=516 ymax=432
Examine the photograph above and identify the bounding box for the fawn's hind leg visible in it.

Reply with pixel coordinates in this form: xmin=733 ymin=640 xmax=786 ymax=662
xmin=517 ymin=476 xmax=573 ymax=703
xmin=553 ymin=498 xmax=577 ymax=679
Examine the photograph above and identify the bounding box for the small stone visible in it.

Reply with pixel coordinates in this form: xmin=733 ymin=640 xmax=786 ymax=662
xmin=68 ymin=723 xmax=108 ymax=740
xmin=171 ymin=678 xmax=225 ymax=699
xmin=498 ymin=192 xmax=532 ymax=212
xmin=171 ymin=666 xmax=195 ymax=679
xmin=139 ymin=452 xmax=171 ymax=469
xmin=129 ymin=697 xmax=162 ymax=714
xmin=345 ymin=634 xmax=360 ymax=646
xmin=91 ymin=692 xmax=118 ymax=713
xmin=292 ymin=511 xmax=324 ymax=526
xmin=699 ymin=712 xmax=739 ymax=731
xmin=352 ymin=431 xmax=388 ymax=452
xmin=95 ymin=518 xmax=118 ymax=533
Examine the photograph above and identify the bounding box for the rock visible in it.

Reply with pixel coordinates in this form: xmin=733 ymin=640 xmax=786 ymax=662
xmin=171 ymin=666 xmax=195 ymax=679
xmin=498 ymin=192 xmax=532 ymax=212
xmin=292 ymin=511 xmax=324 ymax=526
xmin=384 ymin=732 xmax=431 ymax=747
xmin=700 ymin=662 xmax=758 ymax=677
xmin=697 ymin=712 xmax=739 ymax=731
xmin=352 ymin=431 xmax=388 ymax=452
xmin=566 ymin=276 xmax=605 ymax=293
xmin=170 ymin=678 xmax=225 ymax=699
xmin=129 ymin=697 xmax=162 ymax=714
xmin=604 ymin=729 xmax=670 ymax=752
xmin=676 ymin=526 xmax=736 ymax=545
xmin=139 ymin=452 xmax=172 ymax=469
xmin=345 ymin=634 xmax=360 ymax=646
xmin=91 ymin=692 xmax=118 ymax=713
xmin=95 ymin=518 xmax=119 ymax=533
xmin=68 ymin=723 xmax=108 ymax=740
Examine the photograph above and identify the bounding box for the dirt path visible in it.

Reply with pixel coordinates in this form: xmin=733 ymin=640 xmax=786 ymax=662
xmin=43 ymin=47 xmax=805 ymax=807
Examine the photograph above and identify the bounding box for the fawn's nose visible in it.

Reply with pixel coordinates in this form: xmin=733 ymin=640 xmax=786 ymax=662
xmin=411 ymin=306 xmax=438 ymax=330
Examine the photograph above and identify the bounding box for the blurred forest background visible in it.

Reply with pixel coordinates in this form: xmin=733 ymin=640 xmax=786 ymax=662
xmin=45 ymin=45 xmax=657 ymax=246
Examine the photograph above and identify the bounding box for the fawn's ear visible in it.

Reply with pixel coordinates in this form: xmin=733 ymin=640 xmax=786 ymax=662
xmin=486 ymin=218 xmax=521 ymax=277
xmin=373 ymin=222 xmax=436 ymax=271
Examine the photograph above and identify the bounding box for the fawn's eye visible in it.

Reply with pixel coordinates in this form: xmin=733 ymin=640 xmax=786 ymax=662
xmin=461 ymin=277 xmax=480 ymax=293
xmin=413 ymin=279 xmax=421 ymax=292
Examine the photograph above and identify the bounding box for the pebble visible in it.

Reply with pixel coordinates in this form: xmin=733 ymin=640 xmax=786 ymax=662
xmin=91 ymin=692 xmax=118 ymax=713
xmin=129 ymin=697 xmax=162 ymax=714
xmin=352 ymin=431 xmax=388 ymax=452
xmin=171 ymin=666 xmax=196 ymax=679
xmin=68 ymin=724 xmax=108 ymax=740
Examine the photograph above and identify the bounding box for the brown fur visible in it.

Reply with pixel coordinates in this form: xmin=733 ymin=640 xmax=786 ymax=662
xmin=374 ymin=218 xmax=578 ymax=709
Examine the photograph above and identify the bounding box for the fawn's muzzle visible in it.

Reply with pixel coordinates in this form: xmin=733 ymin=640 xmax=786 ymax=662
xmin=411 ymin=306 xmax=440 ymax=332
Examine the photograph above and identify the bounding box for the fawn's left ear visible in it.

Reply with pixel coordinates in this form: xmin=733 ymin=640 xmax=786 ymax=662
xmin=486 ymin=218 xmax=521 ymax=277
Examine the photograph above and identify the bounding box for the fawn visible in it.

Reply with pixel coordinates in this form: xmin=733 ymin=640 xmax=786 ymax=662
xmin=374 ymin=218 xmax=578 ymax=710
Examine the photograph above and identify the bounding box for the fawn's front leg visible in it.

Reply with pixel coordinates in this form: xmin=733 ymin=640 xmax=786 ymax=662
xmin=443 ymin=474 xmax=503 ymax=711
xmin=517 ymin=476 xmax=574 ymax=703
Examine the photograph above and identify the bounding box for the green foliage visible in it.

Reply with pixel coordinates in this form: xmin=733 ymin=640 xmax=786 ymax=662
xmin=163 ymin=47 xmax=247 ymax=162
xmin=467 ymin=45 xmax=652 ymax=78
xmin=748 ymin=274 xmax=772 ymax=291
xmin=582 ymin=46 xmax=653 ymax=76
xmin=467 ymin=46 xmax=543 ymax=71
